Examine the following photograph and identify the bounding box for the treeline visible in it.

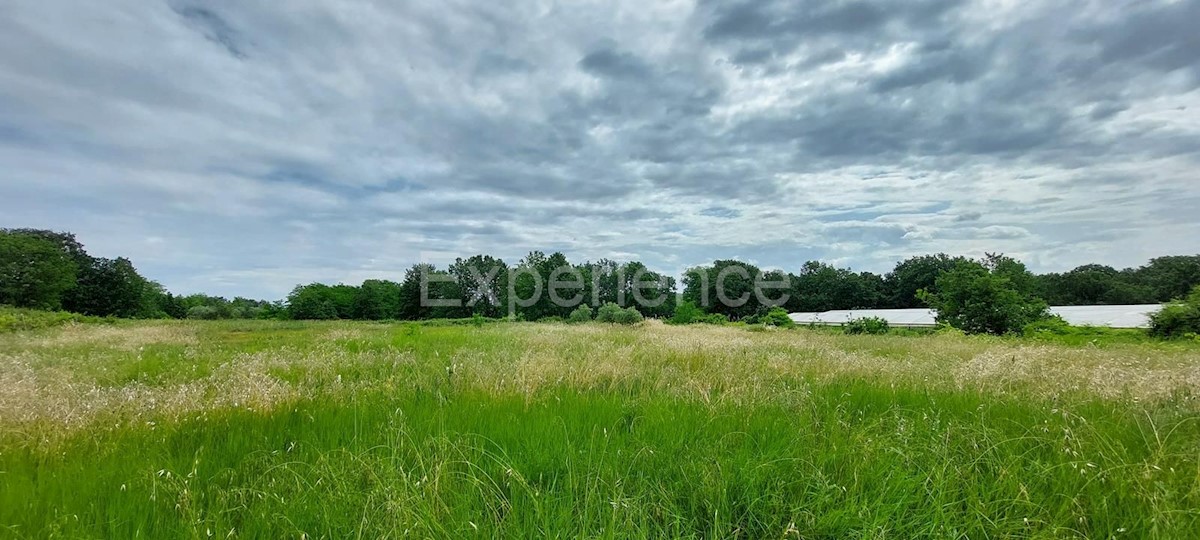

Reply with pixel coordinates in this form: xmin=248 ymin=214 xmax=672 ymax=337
xmin=3 ymin=228 xmax=1199 ymax=323
xmin=679 ymin=254 xmax=1200 ymax=320
xmin=0 ymin=229 xmax=282 ymax=319
xmin=287 ymin=253 xmax=676 ymax=321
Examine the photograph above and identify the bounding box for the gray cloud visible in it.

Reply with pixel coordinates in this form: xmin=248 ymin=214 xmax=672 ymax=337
xmin=0 ymin=0 xmax=1197 ymax=299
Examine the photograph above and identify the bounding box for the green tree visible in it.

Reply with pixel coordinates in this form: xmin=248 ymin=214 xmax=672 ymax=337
xmin=920 ymin=258 xmax=1049 ymax=335
xmin=884 ymin=254 xmax=971 ymax=308
xmin=354 ymin=280 xmax=402 ymax=320
xmin=682 ymin=260 xmax=762 ymax=320
xmin=1133 ymin=256 xmax=1200 ymax=302
xmin=450 ymin=255 xmax=508 ymax=318
xmin=64 ymin=257 xmax=154 ymax=317
xmin=0 ymin=232 xmax=78 ymax=310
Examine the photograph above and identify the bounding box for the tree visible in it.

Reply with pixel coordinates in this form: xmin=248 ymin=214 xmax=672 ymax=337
xmin=0 ymin=232 xmax=78 ymax=310
xmin=398 ymin=264 xmax=435 ymax=320
xmin=682 ymin=260 xmax=762 ymax=320
xmin=920 ymin=258 xmax=1049 ymax=335
xmin=884 ymin=254 xmax=970 ymax=308
xmin=1038 ymin=264 xmax=1154 ymax=305
xmin=788 ymin=262 xmax=883 ymax=312
xmin=449 ymin=255 xmax=508 ymax=318
xmin=64 ymin=257 xmax=156 ymax=317
xmin=287 ymin=284 xmax=341 ymax=320
xmin=354 ymin=280 xmax=402 ymax=320
xmin=1133 ymin=256 xmax=1200 ymax=302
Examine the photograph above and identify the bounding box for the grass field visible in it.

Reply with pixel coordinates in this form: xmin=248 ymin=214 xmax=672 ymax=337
xmin=2 ymin=320 xmax=1199 ymax=539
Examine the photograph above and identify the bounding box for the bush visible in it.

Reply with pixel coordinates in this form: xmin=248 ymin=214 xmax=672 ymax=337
xmin=615 ymin=307 xmax=644 ymax=325
xmin=596 ymin=303 xmax=643 ymax=325
xmin=1023 ymin=315 xmax=1072 ymax=336
xmin=843 ymin=316 xmax=890 ymax=335
xmin=596 ymin=302 xmax=623 ymax=323
xmin=697 ymin=313 xmax=730 ymax=325
xmin=537 ymin=316 xmax=564 ymax=324
xmin=760 ymin=307 xmax=794 ymax=328
xmin=568 ymin=305 xmax=594 ymax=323
xmin=669 ymin=301 xmax=703 ymax=325
xmin=1149 ymin=286 xmax=1200 ymax=338
xmin=0 ymin=306 xmax=111 ymax=332
xmin=186 ymin=306 xmax=221 ymax=320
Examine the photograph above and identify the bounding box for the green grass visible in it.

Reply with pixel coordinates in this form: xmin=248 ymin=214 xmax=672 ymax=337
xmin=2 ymin=320 xmax=1199 ymax=538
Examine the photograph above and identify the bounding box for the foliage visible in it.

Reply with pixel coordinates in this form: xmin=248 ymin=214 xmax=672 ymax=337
xmin=0 ymin=306 xmax=111 ymax=332
xmin=615 ymin=306 xmax=644 ymax=325
xmin=595 ymin=302 xmax=642 ymax=325
xmin=884 ymin=254 xmax=971 ymax=309
xmin=595 ymin=302 xmax=624 ymax=323
xmin=787 ymin=261 xmax=885 ymax=312
xmin=668 ymin=301 xmax=702 ymax=325
xmin=920 ymin=256 xmax=1050 ymax=335
xmin=697 ymin=313 xmax=730 ymax=325
xmin=760 ymin=307 xmax=795 ymax=328
xmin=843 ymin=316 xmax=890 ymax=335
xmin=568 ymin=305 xmax=594 ymax=323
xmin=0 ymin=231 xmax=77 ymax=310
xmin=1148 ymin=286 xmax=1200 ymax=339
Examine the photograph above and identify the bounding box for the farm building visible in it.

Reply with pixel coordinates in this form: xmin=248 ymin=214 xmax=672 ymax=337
xmin=788 ymin=305 xmax=1163 ymax=329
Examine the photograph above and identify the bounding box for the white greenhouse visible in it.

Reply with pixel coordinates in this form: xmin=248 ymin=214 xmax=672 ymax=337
xmin=788 ymin=305 xmax=1163 ymax=329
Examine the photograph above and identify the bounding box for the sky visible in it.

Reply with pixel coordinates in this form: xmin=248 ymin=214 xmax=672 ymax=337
xmin=1 ymin=0 xmax=1198 ymax=300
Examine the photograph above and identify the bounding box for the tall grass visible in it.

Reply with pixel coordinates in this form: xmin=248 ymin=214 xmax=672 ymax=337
xmin=1 ymin=320 xmax=1198 ymax=538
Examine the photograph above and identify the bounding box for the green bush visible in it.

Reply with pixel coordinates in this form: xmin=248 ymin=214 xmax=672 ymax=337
xmin=1023 ymin=315 xmax=1072 ymax=336
xmin=537 ymin=316 xmax=564 ymax=324
xmin=187 ymin=305 xmax=221 ymax=320
xmin=760 ymin=307 xmax=794 ymax=328
xmin=568 ymin=305 xmax=594 ymax=323
xmin=0 ymin=306 xmax=111 ymax=332
xmin=843 ymin=316 xmax=890 ymax=335
xmin=615 ymin=307 xmax=644 ymax=325
xmin=669 ymin=301 xmax=703 ymax=325
xmin=697 ymin=313 xmax=730 ymax=325
xmin=596 ymin=303 xmax=643 ymax=325
xmin=1149 ymin=286 xmax=1200 ymax=338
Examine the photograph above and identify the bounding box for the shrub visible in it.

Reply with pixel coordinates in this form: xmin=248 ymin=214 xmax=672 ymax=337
xmin=596 ymin=303 xmax=643 ymax=325
xmin=669 ymin=301 xmax=703 ymax=325
xmin=1149 ymin=286 xmax=1200 ymax=338
xmin=1023 ymin=315 xmax=1072 ymax=336
xmin=568 ymin=305 xmax=594 ymax=323
xmin=697 ymin=313 xmax=730 ymax=325
xmin=615 ymin=307 xmax=644 ymax=325
xmin=760 ymin=307 xmax=794 ymax=328
xmin=537 ymin=316 xmax=564 ymax=324
xmin=0 ymin=306 xmax=110 ymax=332
xmin=843 ymin=316 xmax=890 ymax=335
xmin=595 ymin=302 xmax=624 ymax=323
xmin=186 ymin=306 xmax=221 ymax=320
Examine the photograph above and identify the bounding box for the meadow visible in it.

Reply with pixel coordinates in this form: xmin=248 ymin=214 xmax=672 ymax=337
xmin=1 ymin=319 xmax=1199 ymax=539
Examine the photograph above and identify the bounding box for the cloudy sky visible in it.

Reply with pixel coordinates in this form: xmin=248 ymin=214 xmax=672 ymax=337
xmin=2 ymin=0 xmax=1198 ymax=299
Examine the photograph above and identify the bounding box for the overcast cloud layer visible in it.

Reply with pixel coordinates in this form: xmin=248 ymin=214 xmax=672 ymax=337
xmin=2 ymin=0 xmax=1198 ymax=299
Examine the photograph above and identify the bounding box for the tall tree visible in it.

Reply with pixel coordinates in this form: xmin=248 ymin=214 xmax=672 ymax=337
xmin=884 ymin=254 xmax=971 ymax=308
xmin=64 ymin=257 xmax=154 ymax=317
xmin=0 ymin=232 xmax=78 ymax=310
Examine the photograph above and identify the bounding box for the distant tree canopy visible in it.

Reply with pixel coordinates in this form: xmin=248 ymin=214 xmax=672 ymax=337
xmin=4 ymin=228 xmax=1200 ymax=327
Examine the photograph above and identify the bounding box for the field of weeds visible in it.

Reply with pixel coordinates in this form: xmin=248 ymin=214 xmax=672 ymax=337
xmin=2 ymin=320 xmax=1199 ymax=538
